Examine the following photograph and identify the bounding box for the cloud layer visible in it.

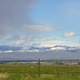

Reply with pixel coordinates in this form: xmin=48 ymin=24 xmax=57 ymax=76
xmin=0 ymin=0 xmax=79 ymax=47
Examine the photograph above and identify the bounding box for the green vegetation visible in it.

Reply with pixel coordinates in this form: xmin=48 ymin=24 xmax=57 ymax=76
xmin=0 ymin=64 xmax=80 ymax=80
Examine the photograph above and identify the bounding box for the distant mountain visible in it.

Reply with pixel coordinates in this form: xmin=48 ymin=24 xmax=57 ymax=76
xmin=29 ymin=46 xmax=50 ymax=51
xmin=28 ymin=45 xmax=80 ymax=52
xmin=53 ymin=45 xmax=80 ymax=52
xmin=0 ymin=45 xmax=22 ymax=51
xmin=0 ymin=45 xmax=79 ymax=53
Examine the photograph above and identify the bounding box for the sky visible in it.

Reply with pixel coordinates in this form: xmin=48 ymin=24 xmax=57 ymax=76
xmin=0 ymin=0 xmax=80 ymax=47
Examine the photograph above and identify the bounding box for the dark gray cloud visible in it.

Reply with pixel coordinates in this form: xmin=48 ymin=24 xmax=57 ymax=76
xmin=0 ymin=0 xmax=35 ymax=35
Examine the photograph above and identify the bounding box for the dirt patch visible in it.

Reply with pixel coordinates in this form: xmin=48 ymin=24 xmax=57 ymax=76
xmin=0 ymin=73 xmax=9 ymax=79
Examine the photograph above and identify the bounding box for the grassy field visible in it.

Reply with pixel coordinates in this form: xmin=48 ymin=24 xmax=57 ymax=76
xmin=0 ymin=63 xmax=80 ymax=80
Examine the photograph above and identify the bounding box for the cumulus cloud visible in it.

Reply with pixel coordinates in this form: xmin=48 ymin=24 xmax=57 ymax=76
xmin=38 ymin=39 xmax=79 ymax=48
xmin=3 ymin=35 xmax=33 ymax=47
xmin=65 ymin=32 xmax=76 ymax=38
xmin=14 ymin=36 xmax=33 ymax=47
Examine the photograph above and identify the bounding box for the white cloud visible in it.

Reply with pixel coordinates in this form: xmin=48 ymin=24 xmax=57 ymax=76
xmin=24 ymin=24 xmax=57 ymax=32
xmin=35 ymin=38 xmax=80 ymax=48
xmin=65 ymin=32 xmax=76 ymax=38
xmin=1 ymin=34 xmax=79 ymax=48
xmin=11 ymin=35 xmax=33 ymax=47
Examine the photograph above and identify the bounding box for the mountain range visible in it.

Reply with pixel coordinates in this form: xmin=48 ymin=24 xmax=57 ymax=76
xmin=0 ymin=45 xmax=79 ymax=53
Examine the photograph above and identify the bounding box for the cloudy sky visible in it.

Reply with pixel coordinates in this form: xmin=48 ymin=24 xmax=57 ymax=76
xmin=0 ymin=0 xmax=80 ymax=47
